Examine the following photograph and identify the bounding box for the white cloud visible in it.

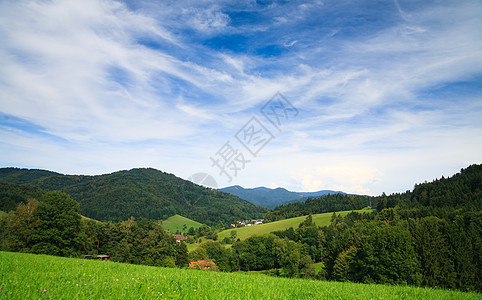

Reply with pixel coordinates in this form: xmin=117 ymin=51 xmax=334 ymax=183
xmin=183 ymin=7 xmax=230 ymax=33
xmin=301 ymin=163 xmax=383 ymax=195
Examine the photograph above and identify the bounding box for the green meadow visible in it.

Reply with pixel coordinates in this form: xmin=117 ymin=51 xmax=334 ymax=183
xmin=161 ymin=214 xmax=203 ymax=233
xmin=218 ymin=209 xmax=373 ymax=241
xmin=0 ymin=251 xmax=477 ymax=299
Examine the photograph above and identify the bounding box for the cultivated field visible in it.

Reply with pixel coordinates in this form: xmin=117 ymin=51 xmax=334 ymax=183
xmin=1 ymin=251 xmax=477 ymax=299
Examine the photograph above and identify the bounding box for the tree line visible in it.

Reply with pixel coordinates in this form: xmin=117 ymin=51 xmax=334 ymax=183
xmin=265 ymin=193 xmax=371 ymax=221
xmin=0 ymin=191 xmax=188 ymax=268
xmin=265 ymin=164 xmax=481 ymax=222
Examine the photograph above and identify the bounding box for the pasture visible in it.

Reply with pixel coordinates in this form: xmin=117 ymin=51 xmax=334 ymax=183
xmin=161 ymin=214 xmax=203 ymax=233
xmin=218 ymin=209 xmax=373 ymax=241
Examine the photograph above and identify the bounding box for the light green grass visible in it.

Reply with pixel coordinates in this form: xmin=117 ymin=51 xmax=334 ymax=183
xmin=162 ymin=214 xmax=203 ymax=233
xmin=186 ymin=243 xmax=199 ymax=252
xmin=80 ymin=215 xmax=101 ymax=223
xmin=313 ymin=262 xmax=325 ymax=273
xmin=0 ymin=251 xmax=477 ymax=299
xmin=219 ymin=209 xmax=373 ymax=241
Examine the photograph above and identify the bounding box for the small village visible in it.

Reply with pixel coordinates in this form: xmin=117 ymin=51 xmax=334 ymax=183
xmin=231 ymin=219 xmax=264 ymax=228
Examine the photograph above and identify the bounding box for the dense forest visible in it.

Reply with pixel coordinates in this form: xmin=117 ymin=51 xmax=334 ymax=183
xmin=0 ymin=164 xmax=480 ymax=292
xmin=0 ymin=191 xmax=188 ymax=267
xmin=266 ymin=164 xmax=481 ymax=221
xmin=0 ymin=167 xmax=266 ymax=226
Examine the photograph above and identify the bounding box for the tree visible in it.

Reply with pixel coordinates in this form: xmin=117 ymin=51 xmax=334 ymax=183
xmin=332 ymin=245 xmax=357 ymax=281
xmin=0 ymin=198 xmax=40 ymax=252
xmin=281 ymin=240 xmax=302 ymax=278
xmin=175 ymin=242 xmax=189 ymax=267
xmin=233 ymin=235 xmax=277 ymax=271
xmin=410 ymin=216 xmax=453 ymax=288
xmin=360 ymin=225 xmax=420 ymax=285
xmin=189 ymin=246 xmax=209 ymax=262
xmin=296 ymin=215 xmax=324 ymax=262
xmin=31 ymin=191 xmax=82 ymax=256
xmin=187 ymin=227 xmax=196 ymax=236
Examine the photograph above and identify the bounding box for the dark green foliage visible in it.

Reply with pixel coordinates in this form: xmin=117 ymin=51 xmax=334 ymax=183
xmin=265 ymin=194 xmax=371 ymax=221
xmin=323 ymin=216 xmax=420 ymax=285
xmin=233 ymin=235 xmax=278 ymax=271
xmin=175 ymin=242 xmax=189 ymax=267
xmin=0 ymin=182 xmax=44 ymax=212
xmin=361 ymin=225 xmax=420 ymax=285
xmin=188 ymin=245 xmax=209 ymax=262
xmin=31 ymin=191 xmax=82 ymax=256
xmin=273 ymin=215 xmax=324 ymax=263
xmin=0 ymin=167 xmax=267 ymax=225
xmin=374 ymin=164 xmax=482 ymax=212
xmin=228 ymin=232 xmax=318 ymax=279
xmin=0 ymin=198 xmax=40 ymax=252
xmin=94 ymin=217 xmax=184 ymax=268
xmin=409 ymin=216 xmax=452 ymax=287
xmin=198 ymin=241 xmax=236 ymax=272
xmin=322 ymin=208 xmax=481 ymax=291
xmin=1 ymin=196 xmax=188 ymax=268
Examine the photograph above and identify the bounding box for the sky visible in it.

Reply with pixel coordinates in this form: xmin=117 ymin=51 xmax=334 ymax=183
xmin=0 ymin=0 xmax=481 ymax=195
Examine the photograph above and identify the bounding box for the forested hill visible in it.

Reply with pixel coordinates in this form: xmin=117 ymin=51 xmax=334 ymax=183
xmin=266 ymin=164 xmax=481 ymax=221
xmin=373 ymin=164 xmax=481 ymax=211
xmin=0 ymin=167 xmax=266 ymax=225
xmin=219 ymin=185 xmax=345 ymax=209
xmin=265 ymin=193 xmax=371 ymax=221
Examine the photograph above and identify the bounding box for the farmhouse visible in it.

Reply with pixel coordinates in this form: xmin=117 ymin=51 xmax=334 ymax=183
xmin=189 ymin=260 xmax=217 ymax=270
xmin=173 ymin=234 xmax=187 ymax=242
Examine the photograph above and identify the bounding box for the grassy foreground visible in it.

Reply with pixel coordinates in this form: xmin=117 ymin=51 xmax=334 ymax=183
xmin=218 ymin=209 xmax=373 ymax=241
xmin=1 ymin=252 xmax=478 ymax=299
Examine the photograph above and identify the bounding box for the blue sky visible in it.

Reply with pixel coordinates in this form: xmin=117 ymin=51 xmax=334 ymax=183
xmin=0 ymin=0 xmax=481 ymax=195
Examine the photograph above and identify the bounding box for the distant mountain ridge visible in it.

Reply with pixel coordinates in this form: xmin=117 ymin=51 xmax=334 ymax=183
xmin=219 ymin=185 xmax=346 ymax=209
xmin=0 ymin=167 xmax=266 ymax=225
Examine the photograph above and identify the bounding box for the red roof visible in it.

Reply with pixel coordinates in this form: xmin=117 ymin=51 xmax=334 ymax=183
xmin=189 ymin=260 xmax=217 ymax=270
xmin=173 ymin=234 xmax=187 ymax=241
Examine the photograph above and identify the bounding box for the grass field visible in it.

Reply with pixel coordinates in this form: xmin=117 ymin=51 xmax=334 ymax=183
xmin=1 ymin=251 xmax=477 ymax=299
xmin=80 ymin=215 xmax=101 ymax=223
xmin=162 ymin=214 xmax=203 ymax=233
xmin=218 ymin=209 xmax=373 ymax=241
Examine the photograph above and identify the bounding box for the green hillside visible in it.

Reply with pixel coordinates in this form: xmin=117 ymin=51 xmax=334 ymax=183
xmin=0 ymin=182 xmax=45 ymax=212
xmin=219 ymin=209 xmax=373 ymax=241
xmin=0 ymin=168 xmax=267 ymax=225
xmin=162 ymin=214 xmax=203 ymax=233
xmin=1 ymin=251 xmax=478 ymax=299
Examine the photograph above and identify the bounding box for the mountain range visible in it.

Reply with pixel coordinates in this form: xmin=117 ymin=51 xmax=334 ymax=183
xmin=219 ymin=185 xmax=346 ymax=209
